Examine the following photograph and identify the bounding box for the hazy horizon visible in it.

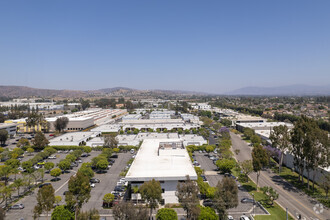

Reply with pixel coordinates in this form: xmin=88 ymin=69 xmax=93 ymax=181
xmin=1 ymin=1 xmax=329 ymax=93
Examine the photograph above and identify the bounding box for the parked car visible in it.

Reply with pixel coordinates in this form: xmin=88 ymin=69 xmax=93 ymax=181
xmin=227 ymin=216 xmax=234 ymax=220
xmin=39 ymin=183 xmax=51 ymax=188
xmin=202 ymin=199 xmax=213 ymax=207
xmin=90 ymin=178 xmax=100 ymax=183
xmin=114 ymin=186 xmax=125 ymax=192
xmin=77 ymin=159 xmax=82 ymax=163
xmin=63 ymin=191 xmax=69 ymax=195
xmin=48 ymin=156 xmax=56 ymax=159
xmin=200 ymin=175 xmax=207 ymax=182
xmin=37 ymin=161 xmax=45 ymax=165
xmin=130 ymin=149 xmax=135 ymax=154
xmin=17 ymin=167 xmax=26 ymax=172
xmin=81 ymin=153 xmax=88 ymax=157
xmin=11 ymin=203 xmax=24 ymax=209
xmin=110 ymin=154 xmax=118 ymax=158
xmin=240 ymin=215 xmax=250 ymax=220
xmin=241 ymin=198 xmax=255 ymax=204
xmin=90 ymin=183 xmax=95 ymax=188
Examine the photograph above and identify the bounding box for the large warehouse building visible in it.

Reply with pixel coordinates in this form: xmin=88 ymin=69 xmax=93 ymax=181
xmin=125 ymin=139 xmax=197 ymax=204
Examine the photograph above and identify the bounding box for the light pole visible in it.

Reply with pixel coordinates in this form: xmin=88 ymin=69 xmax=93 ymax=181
xmin=252 ymin=193 xmax=255 ymax=216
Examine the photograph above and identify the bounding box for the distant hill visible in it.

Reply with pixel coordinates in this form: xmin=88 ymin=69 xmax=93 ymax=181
xmin=0 ymin=86 xmax=85 ymax=98
xmin=0 ymin=85 xmax=207 ymax=98
xmin=227 ymin=85 xmax=330 ymax=96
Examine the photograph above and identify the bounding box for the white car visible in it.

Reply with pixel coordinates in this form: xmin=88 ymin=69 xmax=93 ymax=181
xmin=227 ymin=216 xmax=234 ymax=220
xmin=240 ymin=215 xmax=249 ymax=220
xmin=90 ymin=183 xmax=95 ymax=188
xmin=48 ymin=156 xmax=56 ymax=159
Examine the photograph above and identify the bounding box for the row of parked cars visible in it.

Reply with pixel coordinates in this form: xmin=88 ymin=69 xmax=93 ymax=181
xmin=111 ymin=178 xmax=128 ymax=199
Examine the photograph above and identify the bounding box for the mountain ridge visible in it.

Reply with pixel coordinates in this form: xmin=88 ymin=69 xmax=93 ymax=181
xmin=227 ymin=84 xmax=330 ymax=96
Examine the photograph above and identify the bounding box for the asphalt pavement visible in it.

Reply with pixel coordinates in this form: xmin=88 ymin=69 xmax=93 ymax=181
xmin=230 ymin=132 xmax=330 ymax=220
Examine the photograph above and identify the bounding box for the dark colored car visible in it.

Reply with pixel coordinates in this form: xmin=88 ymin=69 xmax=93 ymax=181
xmin=200 ymin=175 xmax=207 ymax=182
xmin=114 ymin=186 xmax=125 ymax=192
xmin=203 ymin=199 xmax=213 ymax=207
xmin=241 ymin=198 xmax=255 ymax=204
xmin=39 ymin=183 xmax=51 ymax=188
xmin=96 ymin=170 xmax=107 ymax=174
xmin=90 ymin=178 xmax=100 ymax=183
xmin=110 ymin=155 xmax=118 ymax=158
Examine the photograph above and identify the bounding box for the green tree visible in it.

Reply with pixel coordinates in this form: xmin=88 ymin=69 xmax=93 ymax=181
xmin=198 ymin=206 xmax=217 ymax=220
xmin=243 ymin=128 xmax=254 ymax=140
xmin=240 ymin=160 xmax=253 ymax=182
xmin=96 ymin=159 xmax=109 ymax=171
xmin=113 ymin=202 xmax=149 ymax=220
xmin=320 ymin=174 xmax=330 ymax=198
xmin=26 ymin=110 xmax=42 ymax=133
xmin=13 ymin=178 xmax=24 ymax=197
xmin=77 ymin=208 xmax=100 ymax=220
xmin=261 ymin=186 xmax=279 ymax=206
xmin=0 ymin=165 xmax=12 ymax=186
xmin=45 ymin=162 xmax=55 ymax=173
xmin=103 ymin=193 xmax=115 ymax=208
xmin=32 ymin=131 xmax=49 ymax=150
xmin=58 ymin=160 xmax=71 ymax=172
xmin=103 ymin=135 xmax=118 ymax=148
xmin=156 ymin=208 xmax=178 ymax=220
xmin=35 ymin=184 xmax=55 ymax=220
xmin=68 ymin=171 xmax=91 ymax=219
xmin=83 ymin=146 xmax=92 ymax=154
xmin=17 ymin=138 xmax=30 ymax=148
xmin=176 ymin=176 xmax=200 ymax=220
xmin=205 ymin=145 xmax=214 ymax=153
xmin=0 ymin=185 xmax=13 ymax=207
xmin=50 ymin=168 xmax=62 ymax=181
xmin=51 ymin=205 xmax=74 ymax=220
xmin=54 ymin=117 xmax=69 ymax=133
xmin=213 ymin=177 xmax=238 ymax=219
xmin=27 ymin=147 xmax=34 ymax=155
xmin=252 ymin=145 xmax=269 ymax=190
xmin=55 ymin=195 xmax=62 ymax=206
xmin=66 ymin=154 xmax=77 ymax=163
xmin=250 ymin=134 xmax=261 ymax=146
xmin=139 ymin=179 xmax=163 ymax=218
xmin=0 ymin=129 xmax=8 ymax=146
xmin=216 ymin=158 xmax=236 ymax=173
xmin=269 ymin=125 xmax=291 ymax=173
xmin=78 ymin=163 xmax=94 ymax=179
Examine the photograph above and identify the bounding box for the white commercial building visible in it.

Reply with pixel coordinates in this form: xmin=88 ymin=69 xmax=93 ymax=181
xmin=0 ymin=123 xmax=18 ymax=137
xmin=125 ymin=139 xmax=198 ymax=204
xmin=190 ymin=103 xmax=211 ymax=110
xmin=49 ymin=131 xmax=101 ymax=146
xmin=91 ymin=124 xmax=121 ymax=133
xmin=120 ymin=118 xmax=201 ymax=131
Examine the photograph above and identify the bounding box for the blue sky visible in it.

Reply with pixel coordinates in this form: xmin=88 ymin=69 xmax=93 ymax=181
xmin=0 ymin=0 xmax=329 ymax=94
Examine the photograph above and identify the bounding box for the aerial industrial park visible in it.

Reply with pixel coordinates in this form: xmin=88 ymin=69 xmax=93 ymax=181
xmin=1 ymin=1 xmax=330 ymax=220
xmin=0 ymin=96 xmax=329 ymax=220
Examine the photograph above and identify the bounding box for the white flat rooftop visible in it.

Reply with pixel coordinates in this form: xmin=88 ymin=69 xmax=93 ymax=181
xmin=125 ymin=139 xmax=197 ymax=182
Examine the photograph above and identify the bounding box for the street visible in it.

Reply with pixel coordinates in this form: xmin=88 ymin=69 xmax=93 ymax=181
xmin=230 ymin=132 xmax=330 ymax=220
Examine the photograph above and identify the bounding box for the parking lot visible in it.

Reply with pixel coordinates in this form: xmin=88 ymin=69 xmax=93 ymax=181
xmin=4 ymin=150 xmax=101 ymax=220
xmin=194 ymin=152 xmax=265 ymax=219
xmin=82 ymin=152 xmax=132 ymax=213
